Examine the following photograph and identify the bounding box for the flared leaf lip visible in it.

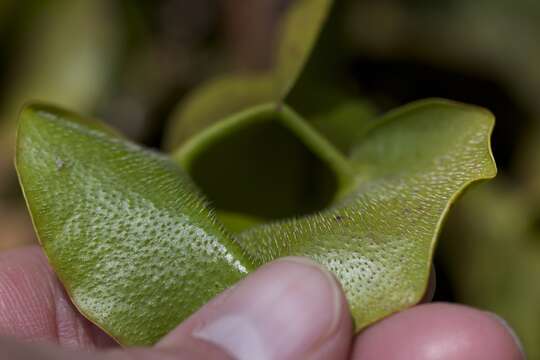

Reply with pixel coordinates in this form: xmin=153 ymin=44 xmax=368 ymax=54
xmin=380 ymin=97 xmax=497 ymax=323
xmin=359 ymin=97 xmax=497 ymax=158
xmin=13 ymin=98 xmax=498 ymax=342
xmin=14 ymin=101 xmax=256 ymax=346
xmin=14 ymin=101 xmax=128 ymax=346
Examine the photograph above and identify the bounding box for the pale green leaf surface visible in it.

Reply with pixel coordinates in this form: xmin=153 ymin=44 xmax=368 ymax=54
xmin=16 ymin=99 xmax=496 ymax=345
xmin=16 ymin=104 xmax=252 ymax=346
xmin=236 ymin=99 xmax=496 ymax=329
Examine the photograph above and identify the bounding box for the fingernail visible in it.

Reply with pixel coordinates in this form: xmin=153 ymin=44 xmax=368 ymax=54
xmin=488 ymin=312 xmax=526 ymax=359
xmin=192 ymin=257 xmax=342 ymax=360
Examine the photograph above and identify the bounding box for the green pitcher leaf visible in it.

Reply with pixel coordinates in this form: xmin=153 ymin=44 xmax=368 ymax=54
xmin=17 ymin=98 xmax=496 ymax=346
xmin=233 ymin=99 xmax=496 ymax=330
xmin=16 ymin=104 xmax=253 ymax=346
xmin=163 ymin=0 xmax=333 ymax=151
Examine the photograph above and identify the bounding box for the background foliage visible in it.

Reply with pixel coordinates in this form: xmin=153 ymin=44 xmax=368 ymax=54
xmin=0 ymin=0 xmax=538 ymax=356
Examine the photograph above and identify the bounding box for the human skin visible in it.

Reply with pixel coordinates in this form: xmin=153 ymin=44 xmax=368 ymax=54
xmin=0 ymin=246 xmax=525 ymax=359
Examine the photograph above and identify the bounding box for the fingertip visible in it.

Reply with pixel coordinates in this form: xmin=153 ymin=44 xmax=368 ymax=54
xmin=0 ymin=245 xmax=116 ymax=349
xmin=159 ymin=257 xmax=353 ymax=360
xmin=0 ymin=246 xmax=57 ymax=341
xmin=352 ymin=302 xmax=524 ymax=360
xmin=0 ymin=245 xmax=49 ymax=269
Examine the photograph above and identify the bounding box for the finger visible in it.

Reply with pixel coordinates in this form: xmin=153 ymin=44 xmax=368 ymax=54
xmin=351 ymin=302 xmax=525 ymax=360
xmin=0 ymin=335 xmax=228 ymax=360
xmin=2 ymin=256 xmax=353 ymax=360
xmin=0 ymin=246 xmax=116 ymax=349
xmin=158 ymin=257 xmax=353 ymax=360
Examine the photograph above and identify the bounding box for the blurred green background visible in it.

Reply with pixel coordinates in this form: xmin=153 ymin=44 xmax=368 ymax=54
xmin=0 ymin=0 xmax=538 ymax=357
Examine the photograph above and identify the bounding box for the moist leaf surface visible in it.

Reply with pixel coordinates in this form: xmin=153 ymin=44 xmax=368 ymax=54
xmin=16 ymin=104 xmax=252 ymax=346
xmin=16 ymin=99 xmax=496 ymax=345
xmin=236 ymin=99 xmax=496 ymax=329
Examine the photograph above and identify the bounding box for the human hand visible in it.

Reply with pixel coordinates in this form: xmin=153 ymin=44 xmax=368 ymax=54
xmin=0 ymin=246 xmax=524 ymax=359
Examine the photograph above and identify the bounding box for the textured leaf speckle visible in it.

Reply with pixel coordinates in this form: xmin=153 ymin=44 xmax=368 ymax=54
xmin=16 ymin=99 xmax=496 ymax=344
xmin=16 ymin=104 xmax=252 ymax=345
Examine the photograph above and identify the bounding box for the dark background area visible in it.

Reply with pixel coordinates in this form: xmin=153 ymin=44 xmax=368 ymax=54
xmin=0 ymin=0 xmax=538 ymax=357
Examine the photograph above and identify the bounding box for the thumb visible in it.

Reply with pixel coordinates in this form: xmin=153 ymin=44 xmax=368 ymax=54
xmin=157 ymin=257 xmax=353 ymax=360
xmin=1 ymin=257 xmax=352 ymax=360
